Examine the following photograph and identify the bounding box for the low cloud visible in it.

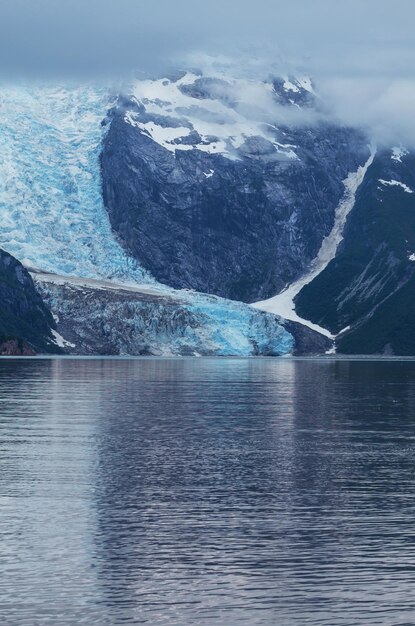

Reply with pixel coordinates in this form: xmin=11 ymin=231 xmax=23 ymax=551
xmin=1 ymin=0 xmax=414 ymax=79
xmin=1 ymin=0 xmax=415 ymax=145
xmin=318 ymin=78 xmax=415 ymax=146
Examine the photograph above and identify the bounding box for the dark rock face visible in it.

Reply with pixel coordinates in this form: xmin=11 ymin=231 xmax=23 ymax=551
xmin=283 ymin=321 xmax=332 ymax=356
xmin=101 ymin=73 xmax=369 ymax=303
xmin=296 ymin=149 xmax=415 ymax=355
xmin=0 ymin=339 xmax=36 ymax=356
xmin=0 ymin=250 xmax=58 ymax=354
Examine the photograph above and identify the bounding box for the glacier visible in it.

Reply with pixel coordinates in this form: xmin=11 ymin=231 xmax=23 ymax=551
xmin=0 ymin=83 xmax=151 ymax=281
xmin=0 ymin=79 xmax=334 ymax=357
xmin=34 ymin=272 xmax=295 ymax=357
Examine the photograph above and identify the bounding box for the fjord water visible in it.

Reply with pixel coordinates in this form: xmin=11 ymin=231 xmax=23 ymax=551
xmin=1 ymin=358 xmax=415 ymax=625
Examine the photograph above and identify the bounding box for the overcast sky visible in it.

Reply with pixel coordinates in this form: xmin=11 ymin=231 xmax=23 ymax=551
xmin=1 ymin=0 xmax=415 ymax=143
xmin=1 ymin=0 xmax=413 ymax=78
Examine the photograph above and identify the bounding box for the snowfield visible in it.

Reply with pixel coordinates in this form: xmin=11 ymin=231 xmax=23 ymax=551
xmin=126 ymin=72 xmax=300 ymax=160
xmin=391 ymin=147 xmax=408 ymax=163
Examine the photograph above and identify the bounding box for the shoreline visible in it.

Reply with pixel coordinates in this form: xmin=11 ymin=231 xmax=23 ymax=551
xmin=1 ymin=354 xmax=415 ymax=362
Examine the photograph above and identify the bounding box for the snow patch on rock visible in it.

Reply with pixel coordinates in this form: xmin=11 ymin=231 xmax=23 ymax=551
xmin=51 ymin=329 xmax=75 ymax=349
xmin=282 ymin=76 xmax=313 ymax=94
xmin=127 ymin=72 xmax=300 ymax=160
xmin=391 ymin=147 xmax=408 ymax=163
xmin=378 ymin=179 xmax=414 ymax=193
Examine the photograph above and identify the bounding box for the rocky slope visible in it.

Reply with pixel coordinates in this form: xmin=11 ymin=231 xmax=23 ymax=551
xmin=0 ymin=250 xmax=58 ymax=354
xmin=296 ymin=148 xmax=415 ymax=355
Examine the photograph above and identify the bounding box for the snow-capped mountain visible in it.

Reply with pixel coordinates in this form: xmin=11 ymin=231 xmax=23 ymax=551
xmin=1 ymin=68 xmax=414 ymax=356
xmin=124 ymin=72 xmax=312 ymax=159
xmin=101 ymin=70 xmax=369 ymax=302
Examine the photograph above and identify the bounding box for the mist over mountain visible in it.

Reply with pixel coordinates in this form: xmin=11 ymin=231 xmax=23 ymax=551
xmin=2 ymin=0 xmax=415 ymax=145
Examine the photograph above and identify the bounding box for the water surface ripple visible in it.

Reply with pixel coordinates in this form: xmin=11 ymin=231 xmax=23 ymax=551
xmin=1 ymin=358 xmax=415 ymax=625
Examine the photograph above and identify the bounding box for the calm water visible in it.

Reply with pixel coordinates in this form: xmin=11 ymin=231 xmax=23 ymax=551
xmin=1 ymin=358 xmax=415 ymax=625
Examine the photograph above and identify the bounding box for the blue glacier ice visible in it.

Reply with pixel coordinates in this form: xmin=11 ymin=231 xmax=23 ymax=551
xmin=35 ymin=275 xmax=295 ymax=357
xmin=0 ymin=83 xmax=151 ymax=281
xmin=182 ymin=291 xmax=294 ymax=356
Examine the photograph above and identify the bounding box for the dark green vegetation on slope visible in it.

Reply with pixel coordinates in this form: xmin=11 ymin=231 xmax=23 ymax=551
xmin=0 ymin=250 xmax=59 ymax=354
xmin=296 ymin=151 xmax=415 ymax=355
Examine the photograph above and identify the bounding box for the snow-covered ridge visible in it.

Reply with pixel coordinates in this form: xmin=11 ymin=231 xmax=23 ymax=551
xmin=0 ymin=84 xmax=152 ymax=282
xmin=252 ymin=148 xmax=376 ymax=339
xmin=125 ymin=71 xmax=311 ymax=160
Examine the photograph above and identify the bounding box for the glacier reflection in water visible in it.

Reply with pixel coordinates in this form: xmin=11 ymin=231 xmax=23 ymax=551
xmin=1 ymin=357 xmax=415 ymax=625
